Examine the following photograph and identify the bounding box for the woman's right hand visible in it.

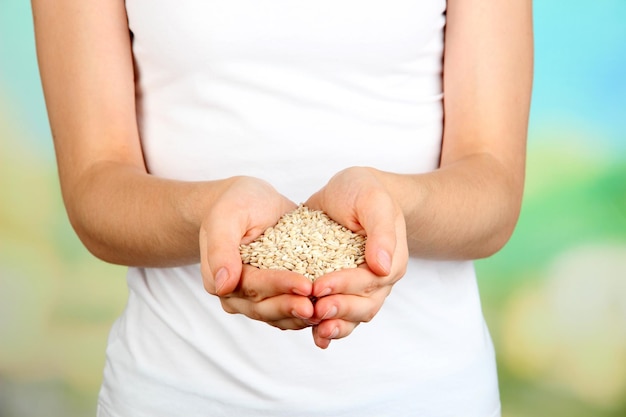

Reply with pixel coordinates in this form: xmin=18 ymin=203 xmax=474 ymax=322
xmin=199 ymin=176 xmax=315 ymax=330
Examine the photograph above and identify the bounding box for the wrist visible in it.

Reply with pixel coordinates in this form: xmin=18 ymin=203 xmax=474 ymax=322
xmin=178 ymin=177 xmax=236 ymax=235
xmin=365 ymin=168 xmax=429 ymax=223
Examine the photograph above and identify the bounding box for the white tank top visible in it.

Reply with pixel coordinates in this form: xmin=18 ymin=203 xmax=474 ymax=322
xmin=98 ymin=1 xmax=501 ymax=416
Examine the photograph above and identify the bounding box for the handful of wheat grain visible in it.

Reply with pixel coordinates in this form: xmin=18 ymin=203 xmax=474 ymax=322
xmin=239 ymin=205 xmax=366 ymax=281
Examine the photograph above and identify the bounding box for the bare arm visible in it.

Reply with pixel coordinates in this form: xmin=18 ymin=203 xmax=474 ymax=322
xmin=33 ymin=0 xmax=313 ymax=327
xmin=376 ymin=0 xmax=533 ymax=259
xmin=306 ymin=0 xmax=533 ymax=347
xmin=32 ymin=0 xmax=216 ymax=267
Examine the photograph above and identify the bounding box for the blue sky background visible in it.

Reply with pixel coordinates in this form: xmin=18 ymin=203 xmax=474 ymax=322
xmin=529 ymin=1 xmax=626 ymax=150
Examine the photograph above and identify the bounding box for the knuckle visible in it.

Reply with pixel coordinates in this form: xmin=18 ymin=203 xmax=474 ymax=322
xmin=361 ymin=310 xmax=376 ymax=323
xmin=356 ymin=296 xmax=385 ymax=323
xmin=362 ymin=280 xmax=381 ymax=296
xmin=243 ymin=286 xmax=261 ymax=301
xmin=247 ymin=305 xmax=263 ymax=321
xmin=220 ymin=300 xmax=238 ymax=315
xmin=362 ymin=306 xmax=380 ymax=323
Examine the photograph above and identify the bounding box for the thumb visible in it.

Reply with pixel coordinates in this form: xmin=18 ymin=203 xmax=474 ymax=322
xmin=199 ymin=210 xmax=245 ymax=296
xmin=303 ymin=189 xmax=323 ymax=212
xmin=359 ymin=194 xmax=398 ymax=277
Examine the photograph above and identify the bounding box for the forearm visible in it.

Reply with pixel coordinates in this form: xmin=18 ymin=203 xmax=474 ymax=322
xmin=64 ymin=160 xmax=228 ymax=267
xmin=374 ymin=152 xmax=524 ymax=260
xmin=383 ymin=0 xmax=531 ymax=261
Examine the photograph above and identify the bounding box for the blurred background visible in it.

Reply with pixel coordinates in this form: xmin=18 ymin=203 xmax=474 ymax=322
xmin=1 ymin=1 xmax=625 ymax=416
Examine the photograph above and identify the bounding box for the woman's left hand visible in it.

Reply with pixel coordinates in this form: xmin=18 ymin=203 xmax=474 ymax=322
xmin=304 ymin=167 xmax=409 ymax=349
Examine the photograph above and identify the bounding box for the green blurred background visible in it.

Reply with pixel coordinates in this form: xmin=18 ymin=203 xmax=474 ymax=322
xmin=1 ymin=1 xmax=625 ymax=416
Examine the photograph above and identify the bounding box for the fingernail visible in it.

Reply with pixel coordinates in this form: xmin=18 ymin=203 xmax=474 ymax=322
xmin=292 ymin=310 xmax=310 ymax=321
xmin=215 ymin=267 xmax=229 ymax=293
xmin=377 ymin=249 xmax=392 ymax=275
xmin=329 ymin=327 xmax=339 ymax=339
xmin=317 ymin=287 xmax=332 ymax=298
xmin=292 ymin=288 xmax=309 ymax=297
xmin=321 ymin=306 xmax=337 ymax=320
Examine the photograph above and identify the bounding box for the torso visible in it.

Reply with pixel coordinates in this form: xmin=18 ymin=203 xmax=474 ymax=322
xmin=97 ymin=2 xmax=501 ymax=416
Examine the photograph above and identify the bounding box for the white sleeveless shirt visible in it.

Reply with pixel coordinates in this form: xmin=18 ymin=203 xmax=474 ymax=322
xmin=98 ymin=1 xmax=501 ymax=416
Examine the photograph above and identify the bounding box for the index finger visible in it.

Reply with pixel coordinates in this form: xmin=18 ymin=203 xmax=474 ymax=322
xmin=228 ymin=265 xmax=313 ymax=301
xmin=311 ymin=265 xmax=395 ymax=299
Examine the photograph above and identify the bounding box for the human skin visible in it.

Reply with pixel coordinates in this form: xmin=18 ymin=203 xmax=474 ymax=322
xmin=32 ymin=0 xmax=533 ymax=348
xmin=307 ymin=0 xmax=534 ymax=347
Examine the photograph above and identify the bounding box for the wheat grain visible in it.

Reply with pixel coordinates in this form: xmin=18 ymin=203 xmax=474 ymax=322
xmin=239 ymin=205 xmax=366 ymax=281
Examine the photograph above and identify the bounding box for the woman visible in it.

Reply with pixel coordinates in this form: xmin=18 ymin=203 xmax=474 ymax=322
xmin=32 ymin=0 xmax=533 ymax=415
